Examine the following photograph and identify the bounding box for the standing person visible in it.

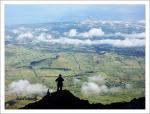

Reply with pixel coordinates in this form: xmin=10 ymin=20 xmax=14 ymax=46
xmin=55 ymin=74 xmax=64 ymax=91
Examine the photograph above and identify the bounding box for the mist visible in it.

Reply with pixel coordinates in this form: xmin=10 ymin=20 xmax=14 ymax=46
xmin=81 ymin=76 xmax=132 ymax=97
xmin=8 ymin=80 xmax=48 ymax=97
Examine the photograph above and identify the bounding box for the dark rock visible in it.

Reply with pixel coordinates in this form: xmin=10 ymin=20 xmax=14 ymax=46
xmin=20 ymin=90 xmax=145 ymax=109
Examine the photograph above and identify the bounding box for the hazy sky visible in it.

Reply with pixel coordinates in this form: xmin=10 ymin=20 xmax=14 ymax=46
xmin=5 ymin=4 xmax=145 ymax=25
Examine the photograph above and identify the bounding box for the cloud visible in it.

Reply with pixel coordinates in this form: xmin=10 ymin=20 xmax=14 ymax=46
xmin=36 ymin=33 xmax=52 ymax=41
xmin=63 ymin=28 xmax=145 ymax=47
xmin=66 ymin=28 xmax=105 ymax=38
xmin=81 ymin=82 xmax=113 ymax=96
xmin=15 ymin=30 xmax=52 ymax=43
xmin=115 ymin=32 xmax=145 ymax=39
xmin=67 ymin=29 xmax=77 ymax=37
xmin=12 ymin=27 xmax=27 ymax=34
xmin=81 ymin=76 xmax=131 ymax=96
xmin=8 ymin=22 xmax=145 ymax=48
xmin=80 ymin=28 xmax=105 ymax=37
xmin=101 ymin=38 xmax=145 ymax=47
xmin=17 ymin=31 xmax=33 ymax=40
xmin=88 ymin=76 xmax=105 ymax=85
xmin=46 ymin=37 xmax=145 ymax=47
xmin=127 ymin=32 xmax=145 ymax=39
xmin=8 ymin=80 xmax=48 ymax=97
xmin=81 ymin=82 xmax=100 ymax=96
xmin=12 ymin=28 xmax=145 ymax=47
xmin=81 ymin=76 xmax=107 ymax=96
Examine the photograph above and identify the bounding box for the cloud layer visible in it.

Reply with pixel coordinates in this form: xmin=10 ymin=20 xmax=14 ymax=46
xmin=8 ymin=80 xmax=48 ymax=97
xmin=6 ymin=20 xmax=145 ymax=48
xmin=67 ymin=28 xmax=105 ymax=38
xmin=10 ymin=28 xmax=144 ymax=47
xmin=45 ymin=37 xmax=145 ymax=47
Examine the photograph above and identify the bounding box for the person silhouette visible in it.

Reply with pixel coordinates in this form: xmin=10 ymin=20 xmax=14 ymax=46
xmin=47 ymin=89 xmax=51 ymax=96
xmin=55 ymin=74 xmax=64 ymax=91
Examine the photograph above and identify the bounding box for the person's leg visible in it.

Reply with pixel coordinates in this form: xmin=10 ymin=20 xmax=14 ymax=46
xmin=57 ymin=84 xmax=59 ymax=91
xmin=60 ymin=84 xmax=63 ymax=90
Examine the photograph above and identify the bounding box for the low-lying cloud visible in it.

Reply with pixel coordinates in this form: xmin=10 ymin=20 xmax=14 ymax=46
xmin=36 ymin=33 xmax=52 ymax=41
xmin=67 ymin=28 xmax=105 ymax=38
xmin=79 ymin=28 xmax=105 ymax=38
xmin=17 ymin=31 xmax=33 ymax=40
xmin=81 ymin=82 xmax=100 ymax=96
xmin=81 ymin=76 xmax=131 ymax=97
xmin=46 ymin=37 xmax=145 ymax=47
xmin=8 ymin=80 xmax=48 ymax=97
xmin=114 ymin=32 xmax=145 ymax=39
xmin=68 ymin=29 xmax=78 ymax=37
xmin=9 ymin=26 xmax=145 ymax=48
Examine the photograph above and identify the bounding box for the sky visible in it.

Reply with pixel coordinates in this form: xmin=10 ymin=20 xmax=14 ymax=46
xmin=5 ymin=4 xmax=145 ymax=25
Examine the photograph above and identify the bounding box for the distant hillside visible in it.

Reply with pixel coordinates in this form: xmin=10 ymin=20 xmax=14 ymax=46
xmin=21 ymin=90 xmax=145 ymax=109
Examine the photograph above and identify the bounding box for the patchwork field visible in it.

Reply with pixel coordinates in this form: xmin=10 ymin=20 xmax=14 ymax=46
xmin=5 ymin=44 xmax=145 ymax=109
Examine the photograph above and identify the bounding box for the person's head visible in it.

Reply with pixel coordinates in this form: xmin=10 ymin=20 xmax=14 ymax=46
xmin=59 ymin=74 xmax=62 ymax=77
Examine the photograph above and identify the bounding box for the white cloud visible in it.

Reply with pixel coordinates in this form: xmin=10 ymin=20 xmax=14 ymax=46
xmin=115 ymin=32 xmax=145 ymax=39
xmin=66 ymin=28 xmax=104 ymax=38
xmin=8 ymin=21 xmax=145 ymax=48
xmin=8 ymin=80 xmax=48 ymax=97
xmin=81 ymin=76 xmax=132 ymax=96
xmin=101 ymin=38 xmax=145 ymax=47
xmin=12 ymin=27 xmax=27 ymax=34
xmin=87 ymin=28 xmax=105 ymax=37
xmin=66 ymin=28 xmax=145 ymax=40
xmin=36 ymin=33 xmax=52 ymax=41
xmin=66 ymin=26 xmax=145 ymax=40
xmin=127 ymin=32 xmax=145 ymax=39
xmin=78 ymin=32 xmax=89 ymax=38
xmin=81 ymin=82 xmax=111 ymax=96
xmin=68 ymin=29 xmax=77 ymax=37
xmin=13 ymin=30 xmax=145 ymax=47
xmin=81 ymin=82 xmax=100 ymax=96
xmin=15 ymin=31 xmax=53 ymax=43
xmin=17 ymin=31 xmax=33 ymax=40
xmin=79 ymin=19 xmax=107 ymax=26
xmin=46 ymin=37 xmax=145 ymax=47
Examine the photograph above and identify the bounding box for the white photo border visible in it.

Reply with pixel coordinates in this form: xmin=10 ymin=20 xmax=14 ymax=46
xmin=0 ymin=1 xmax=149 ymax=114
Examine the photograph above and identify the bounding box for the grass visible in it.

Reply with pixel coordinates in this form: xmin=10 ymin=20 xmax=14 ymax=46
xmin=5 ymin=44 xmax=145 ymax=108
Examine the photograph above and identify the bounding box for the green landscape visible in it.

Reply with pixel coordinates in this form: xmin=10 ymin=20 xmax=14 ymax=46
xmin=5 ymin=42 xmax=145 ymax=109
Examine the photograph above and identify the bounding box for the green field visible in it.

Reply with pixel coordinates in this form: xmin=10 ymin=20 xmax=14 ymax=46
xmin=5 ymin=44 xmax=145 ymax=109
